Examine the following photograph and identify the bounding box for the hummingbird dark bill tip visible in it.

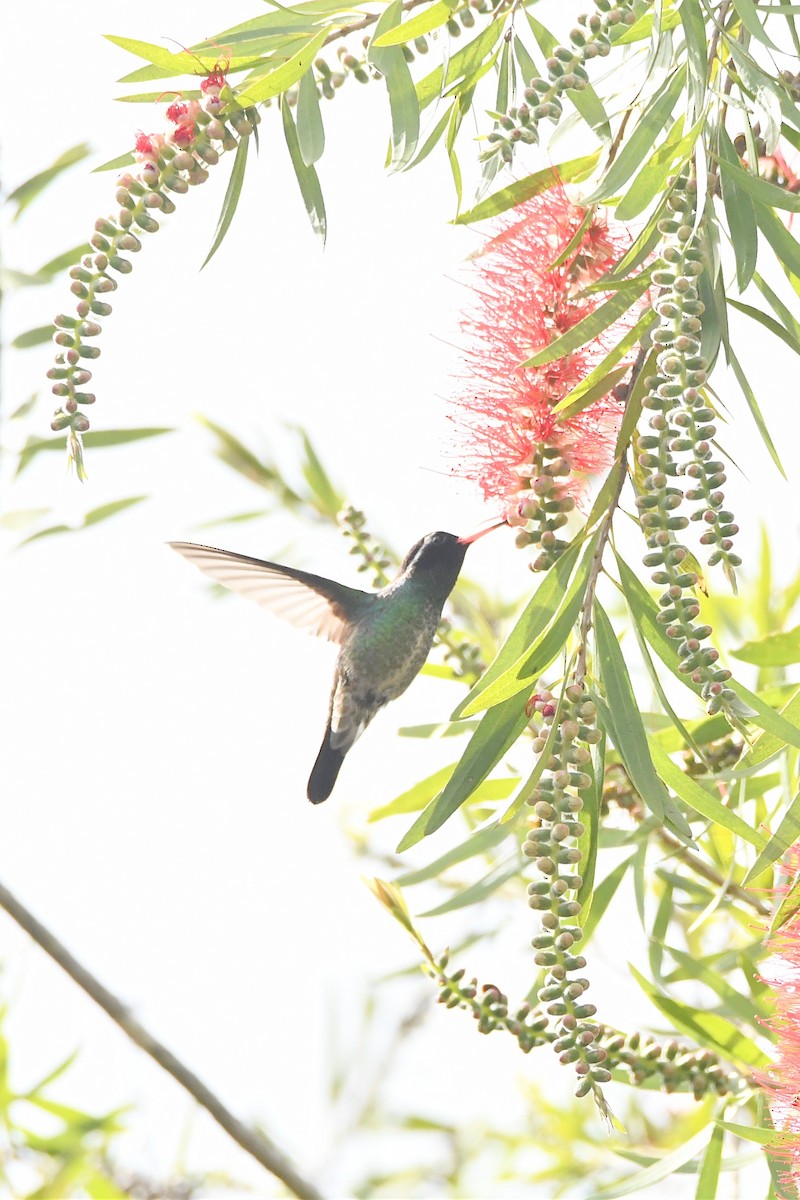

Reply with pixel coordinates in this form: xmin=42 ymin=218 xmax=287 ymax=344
xmin=458 ymin=518 xmax=508 ymax=545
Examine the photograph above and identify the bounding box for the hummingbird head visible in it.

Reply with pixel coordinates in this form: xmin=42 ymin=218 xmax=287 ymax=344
xmin=399 ymin=531 xmax=468 ymax=574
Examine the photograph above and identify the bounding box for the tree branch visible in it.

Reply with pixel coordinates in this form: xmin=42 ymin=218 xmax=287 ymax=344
xmin=575 ymin=343 xmax=649 ymax=685
xmin=0 ymin=878 xmax=325 ymax=1200
xmin=657 ymin=828 xmax=771 ymax=917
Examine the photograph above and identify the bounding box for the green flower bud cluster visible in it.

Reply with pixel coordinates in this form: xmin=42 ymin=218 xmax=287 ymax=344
xmin=780 ymin=70 xmax=800 ymax=103
xmin=511 ymin=444 xmax=578 ymax=571
xmin=637 ymin=173 xmax=737 ymax=716
xmin=48 ymin=95 xmax=259 ymax=476
xmin=483 ymin=0 xmax=640 ymax=166
xmin=597 ymin=1026 xmax=742 ymax=1098
xmin=337 ymin=505 xmax=485 ymax=682
xmin=523 ymin=684 xmax=610 ymax=1109
xmin=338 ymin=505 xmax=395 ymax=587
xmin=429 ymin=951 xmax=552 ymax=1053
xmin=307 ymin=48 xmax=373 ymax=103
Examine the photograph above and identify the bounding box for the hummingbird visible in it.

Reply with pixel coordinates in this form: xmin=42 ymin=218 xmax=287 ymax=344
xmin=169 ymin=528 xmax=490 ymax=803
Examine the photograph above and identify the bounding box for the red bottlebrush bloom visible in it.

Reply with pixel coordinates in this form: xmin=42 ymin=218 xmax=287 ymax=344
xmin=166 ymin=100 xmax=189 ymax=123
xmin=201 ymin=67 xmax=228 ymax=96
xmin=758 ymin=849 xmax=800 ymax=1196
xmin=134 ymin=131 xmax=165 ymax=162
xmin=166 ymin=98 xmax=201 ymax=127
xmin=171 ymin=123 xmax=196 ymax=148
xmin=452 ymin=186 xmax=641 ymax=549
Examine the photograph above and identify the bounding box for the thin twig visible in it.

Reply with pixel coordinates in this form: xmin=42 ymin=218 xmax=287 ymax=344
xmin=0 ymin=878 xmax=324 ymax=1200
xmin=706 ymin=0 xmax=733 ymax=86
xmin=657 ymin=828 xmax=771 ymax=917
xmin=575 ymin=344 xmax=649 ymax=685
xmin=322 ymin=0 xmax=484 ymax=48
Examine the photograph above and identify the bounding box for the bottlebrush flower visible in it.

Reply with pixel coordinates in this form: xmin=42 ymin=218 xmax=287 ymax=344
xmin=452 ymin=186 xmax=641 ymax=568
xmin=758 ymin=850 xmax=800 ymax=1197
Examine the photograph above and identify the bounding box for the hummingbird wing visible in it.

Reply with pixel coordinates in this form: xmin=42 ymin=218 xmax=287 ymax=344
xmin=169 ymin=541 xmax=370 ymax=644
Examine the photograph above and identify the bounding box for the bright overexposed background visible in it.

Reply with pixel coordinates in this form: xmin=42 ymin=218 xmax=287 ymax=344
xmin=3 ymin=4 xmax=800 ymax=1197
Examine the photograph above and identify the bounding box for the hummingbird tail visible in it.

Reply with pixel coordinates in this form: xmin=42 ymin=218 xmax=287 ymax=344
xmin=307 ymin=724 xmax=346 ymax=804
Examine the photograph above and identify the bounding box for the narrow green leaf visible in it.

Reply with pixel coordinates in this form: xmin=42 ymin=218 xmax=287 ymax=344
xmin=594 ymin=604 xmax=692 ymax=838
xmin=744 ymin=790 xmax=800 ymax=885
xmin=370 ymin=0 xmax=420 ymax=168
xmin=615 ymin=114 xmax=704 ymax=221
xmin=406 ymin=103 xmax=454 ymax=171
xmin=458 ymin=536 xmax=599 ymax=717
xmin=296 ymin=67 xmax=325 ymax=165
xmin=719 ymin=153 xmax=800 ymax=212
xmin=296 ymin=429 xmax=342 ymax=516
xmin=731 ymin=681 xmax=800 ymax=753
xmin=695 ymin=1124 xmax=724 ymax=1200
xmin=369 ymin=763 xmax=458 ymax=821
xmin=15 ymin=428 xmax=173 ymax=476
xmin=551 ymin=309 xmax=657 ymax=417
xmin=587 ymin=68 xmax=686 ymax=204
xmin=522 ymin=9 xmax=556 ymax=54
xmin=679 ymin=0 xmax=708 ymax=115
xmin=737 ymin=686 xmax=800 ymax=771
xmin=727 ymin=345 xmax=785 ymax=477
xmin=281 ymin=99 xmax=327 ymax=243
xmin=718 ymin=128 xmax=758 ymax=291
xmin=84 ymin=496 xmax=147 ymax=525
xmin=581 ymin=855 xmax=636 ymax=943
xmin=648 ymin=739 xmax=768 ymax=849
xmin=415 ymin=20 xmax=503 ymax=109
xmin=590 ymin=1125 xmax=713 ymax=1199
xmin=454 ymin=153 xmax=601 ymax=224
xmin=734 ymin=625 xmax=800 ymax=667
xmin=727 ymin=298 xmax=800 ymax=357
xmin=373 ymin=0 xmax=459 ymax=46
xmin=773 ymin=874 xmax=800 ymax=932
xmin=237 ymin=29 xmax=329 ymax=104
xmin=418 ymin=858 xmax=520 ymax=916
xmin=614 ymin=4 xmax=681 ymax=45
xmin=397 ymin=694 xmax=530 ymax=850
xmin=756 ymin=203 xmax=800 ymax=290
xmin=715 ymin=1121 xmax=779 ymax=1147
xmin=665 ymin=945 xmax=768 ymax=1027
xmin=202 ymin=132 xmax=249 ymax=268
xmin=732 ymin=0 xmax=781 ymax=47
xmin=9 ymin=144 xmax=91 ymax=220
xmin=630 ymin=965 xmax=771 ymax=1070
xmin=522 ymin=275 xmax=650 ymax=367
xmin=93 ymin=151 xmax=136 ymax=174
xmin=397 ymin=821 xmax=512 ymax=885
xmin=495 ymin=39 xmax=511 ymax=116
xmin=575 ymin=743 xmax=600 ymax=920
xmin=105 ymin=34 xmax=240 ymax=74
xmin=617 ymin=556 xmax=800 ymax=754
xmin=513 ymin=36 xmax=537 ymax=89
xmin=11 ymin=325 xmax=54 ymax=350
xmin=753 ymin=271 xmax=800 ymax=344
xmin=452 ymin=537 xmax=586 ymax=719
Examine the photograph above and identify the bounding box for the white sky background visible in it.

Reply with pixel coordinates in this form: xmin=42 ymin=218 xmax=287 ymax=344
xmin=3 ymin=3 xmax=800 ymax=1198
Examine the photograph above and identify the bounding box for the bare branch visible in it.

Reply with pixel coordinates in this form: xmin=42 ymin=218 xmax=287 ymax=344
xmin=0 ymin=878 xmax=324 ymax=1200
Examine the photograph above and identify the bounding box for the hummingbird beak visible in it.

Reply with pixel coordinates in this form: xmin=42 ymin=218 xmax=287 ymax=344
xmin=458 ymin=517 xmax=508 ymax=545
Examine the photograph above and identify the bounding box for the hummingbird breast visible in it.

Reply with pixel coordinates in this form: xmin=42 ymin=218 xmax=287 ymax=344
xmin=326 ymin=593 xmax=442 ymax=752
